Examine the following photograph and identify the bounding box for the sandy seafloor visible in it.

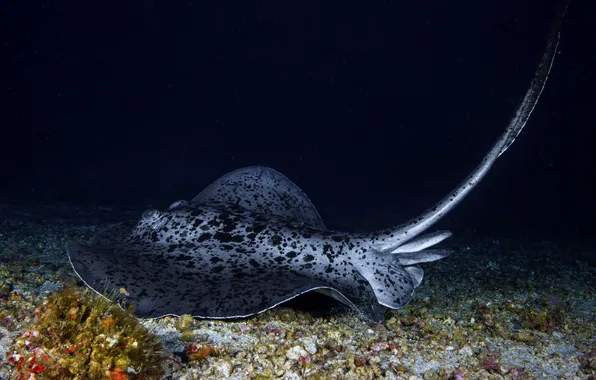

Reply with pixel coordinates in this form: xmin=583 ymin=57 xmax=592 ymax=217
xmin=0 ymin=202 xmax=594 ymax=380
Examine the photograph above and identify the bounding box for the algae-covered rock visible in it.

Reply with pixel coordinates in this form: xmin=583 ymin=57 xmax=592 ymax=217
xmin=6 ymin=287 xmax=165 ymax=379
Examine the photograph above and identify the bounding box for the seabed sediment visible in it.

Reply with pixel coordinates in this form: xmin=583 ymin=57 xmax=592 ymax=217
xmin=0 ymin=202 xmax=594 ymax=379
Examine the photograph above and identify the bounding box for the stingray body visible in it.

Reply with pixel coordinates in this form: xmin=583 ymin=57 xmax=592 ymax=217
xmin=68 ymin=167 xmax=450 ymax=322
xmin=66 ymin=4 xmax=568 ymax=323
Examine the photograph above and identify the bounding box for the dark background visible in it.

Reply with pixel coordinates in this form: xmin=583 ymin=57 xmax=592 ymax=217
xmin=2 ymin=0 xmax=594 ymax=242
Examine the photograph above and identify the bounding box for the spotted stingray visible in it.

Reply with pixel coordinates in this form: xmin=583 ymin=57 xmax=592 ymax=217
xmin=66 ymin=6 xmax=567 ymax=323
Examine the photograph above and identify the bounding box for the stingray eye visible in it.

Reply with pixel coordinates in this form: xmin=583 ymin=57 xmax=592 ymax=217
xmin=168 ymin=200 xmax=188 ymax=210
xmin=141 ymin=209 xmax=166 ymax=230
xmin=142 ymin=209 xmax=160 ymax=221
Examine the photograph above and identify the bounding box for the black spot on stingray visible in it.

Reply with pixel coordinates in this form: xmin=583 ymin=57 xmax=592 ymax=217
xmin=210 ymin=257 xmax=223 ymax=264
xmin=174 ymin=254 xmax=192 ymax=261
xmin=325 ymin=265 xmax=334 ymax=273
xmin=235 ymin=247 xmax=256 ymax=255
xmin=249 ymin=259 xmax=260 ymax=268
xmin=214 ymin=232 xmax=243 ymax=243
xmin=274 ymin=256 xmax=284 ymax=264
xmin=211 ymin=265 xmax=225 ymax=273
xmin=192 ymin=218 xmax=203 ymax=228
xmin=322 ymin=244 xmax=334 ymax=262
xmin=270 ymin=235 xmax=282 ymax=246
xmin=190 ymin=209 xmax=203 ymax=217
xmin=221 ymin=216 xmax=237 ymax=233
xmin=249 ymin=224 xmax=266 ymax=234
xmin=286 ymin=251 xmax=298 ymax=258
xmin=303 ymin=254 xmax=315 ymax=262
xmin=207 ymin=217 xmax=221 ymax=227
xmin=198 ymin=233 xmax=212 ymax=242
xmin=199 ymin=224 xmax=210 ymax=231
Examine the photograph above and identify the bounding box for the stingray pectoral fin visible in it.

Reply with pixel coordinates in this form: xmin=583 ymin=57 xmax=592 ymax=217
xmin=404 ymin=265 xmax=424 ymax=287
xmin=317 ymin=268 xmax=386 ymax=323
xmin=66 ymin=243 xmax=112 ymax=293
xmin=66 ymin=240 xmax=185 ymax=317
xmin=395 ymin=248 xmax=453 ymax=266
xmin=174 ymin=266 xmax=384 ymax=322
xmin=67 ymin=239 xmax=384 ymax=322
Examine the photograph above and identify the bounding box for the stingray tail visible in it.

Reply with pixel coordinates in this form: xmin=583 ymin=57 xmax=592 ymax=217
xmin=371 ymin=2 xmax=569 ymax=253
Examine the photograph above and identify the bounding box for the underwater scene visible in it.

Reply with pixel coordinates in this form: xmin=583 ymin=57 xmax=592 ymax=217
xmin=0 ymin=192 xmax=595 ymax=379
xmin=1 ymin=0 xmax=594 ymax=379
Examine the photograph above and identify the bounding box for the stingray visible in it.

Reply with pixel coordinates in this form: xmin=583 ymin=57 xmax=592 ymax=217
xmin=66 ymin=5 xmax=568 ymax=323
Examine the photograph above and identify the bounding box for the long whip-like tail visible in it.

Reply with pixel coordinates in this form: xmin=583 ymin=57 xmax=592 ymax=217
xmin=373 ymin=0 xmax=570 ymax=252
